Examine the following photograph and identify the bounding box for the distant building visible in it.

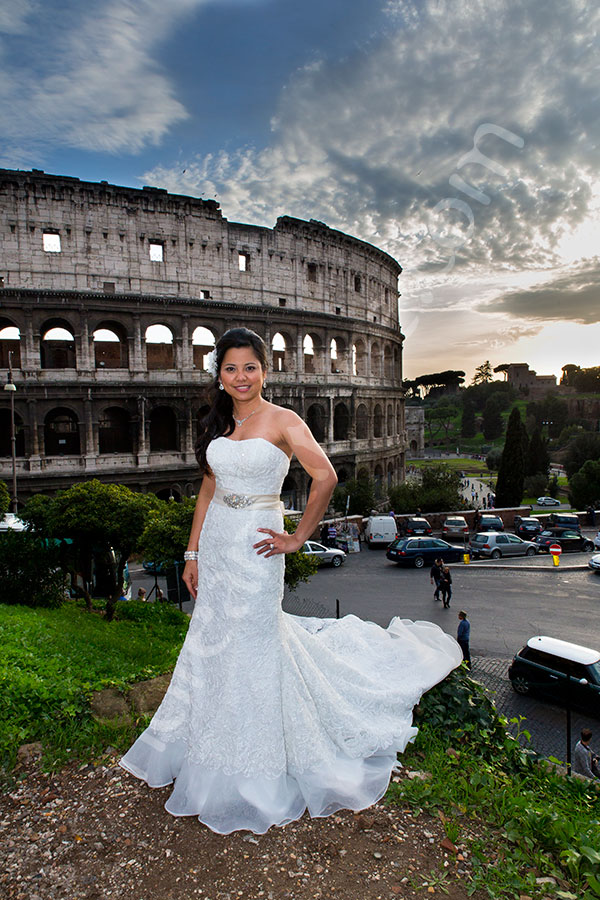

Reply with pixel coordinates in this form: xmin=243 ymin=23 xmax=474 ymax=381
xmin=406 ymin=407 xmax=425 ymax=457
xmin=501 ymin=363 xmax=556 ymax=398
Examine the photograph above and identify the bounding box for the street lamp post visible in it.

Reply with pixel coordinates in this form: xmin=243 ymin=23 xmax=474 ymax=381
xmin=3 ymin=350 xmax=18 ymax=513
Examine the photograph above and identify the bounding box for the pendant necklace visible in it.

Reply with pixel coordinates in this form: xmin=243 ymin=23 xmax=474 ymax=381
xmin=234 ymin=407 xmax=260 ymax=427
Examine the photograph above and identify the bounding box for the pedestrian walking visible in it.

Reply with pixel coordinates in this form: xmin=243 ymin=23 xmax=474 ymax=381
xmin=439 ymin=566 xmax=452 ymax=608
xmin=457 ymin=610 xmax=471 ymax=668
xmin=430 ymin=558 xmax=443 ymax=601
xmin=573 ymin=728 xmax=600 ymax=780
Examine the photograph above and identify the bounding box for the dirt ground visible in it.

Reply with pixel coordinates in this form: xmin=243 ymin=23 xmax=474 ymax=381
xmin=0 ymin=749 xmax=492 ymax=900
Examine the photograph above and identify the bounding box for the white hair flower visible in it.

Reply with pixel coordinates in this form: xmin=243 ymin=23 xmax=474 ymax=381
xmin=205 ymin=348 xmax=218 ymax=377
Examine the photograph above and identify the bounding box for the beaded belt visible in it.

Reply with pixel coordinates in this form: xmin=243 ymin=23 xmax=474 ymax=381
xmin=213 ymin=486 xmax=284 ymax=512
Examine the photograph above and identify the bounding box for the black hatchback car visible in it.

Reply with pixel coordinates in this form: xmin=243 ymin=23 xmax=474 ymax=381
xmin=400 ymin=517 xmax=433 ymax=536
xmin=534 ymin=528 xmax=595 ymax=553
xmin=386 ymin=537 xmax=463 ymax=568
xmin=508 ymin=636 xmax=600 ymax=717
xmin=513 ymin=516 xmax=543 ymax=539
xmin=478 ymin=514 xmax=504 ymax=532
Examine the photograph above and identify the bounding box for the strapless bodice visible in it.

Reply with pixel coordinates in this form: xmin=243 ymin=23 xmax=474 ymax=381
xmin=207 ymin=437 xmax=290 ymax=495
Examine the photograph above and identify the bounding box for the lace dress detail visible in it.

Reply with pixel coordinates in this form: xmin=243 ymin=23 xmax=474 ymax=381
xmin=120 ymin=437 xmax=462 ymax=833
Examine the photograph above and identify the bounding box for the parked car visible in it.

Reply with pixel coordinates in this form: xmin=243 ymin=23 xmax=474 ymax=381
xmin=508 ymin=635 xmax=600 ymax=716
xmin=477 ymin=514 xmax=504 ymax=532
xmin=302 ymin=540 xmax=345 ymax=568
xmin=513 ymin=516 xmax=543 ymax=539
xmin=386 ymin=536 xmax=463 ymax=568
xmin=364 ymin=516 xmax=399 ymax=548
xmin=400 ymin=517 xmax=433 ymax=537
xmin=536 ymin=496 xmax=561 ymax=506
xmin=469 ymin=532 xmax=538 ymax=559
xmin=547 ymin=512 xmax=581 ymax=530
xmin=534 ymin=528 xmax=595 ymax=553
xmin=442 ymin=516 xmax=469 ymax=541
xmin=142 ymin=560 xmax=167 ymax=574
xmin=595 ymin=531 xmax=600 ymax=551
xmin=588 ymin=553 xmax=600 ymax=573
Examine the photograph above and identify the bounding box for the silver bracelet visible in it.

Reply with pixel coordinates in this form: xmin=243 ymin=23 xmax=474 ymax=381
xmin=183 ymin=550 xmax=198 ymax=561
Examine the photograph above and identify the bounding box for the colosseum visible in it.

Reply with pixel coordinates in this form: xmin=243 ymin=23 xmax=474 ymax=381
xmin=0 ymin=168 xmax=406 ymax=508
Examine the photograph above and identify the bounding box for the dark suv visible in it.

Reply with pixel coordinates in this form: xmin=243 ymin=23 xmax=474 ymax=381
xmin=508 ymin=636 xmax=600 ymax=716
xmin=400 ymin=517 xmax=432 ymax=536
xmin=547 ymin=512 xmax=581 ymax=530
xmin=477 ymin=514 xmax=504 ymax=532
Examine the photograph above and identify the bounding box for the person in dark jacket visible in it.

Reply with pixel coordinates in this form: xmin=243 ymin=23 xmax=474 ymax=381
xmin=439 ymin=566 xmax=452 ymax=608
xmin=430 ymin=558 xmax=443 ymax=601
xmin=457 ymin=610 xmax=471 ymax=668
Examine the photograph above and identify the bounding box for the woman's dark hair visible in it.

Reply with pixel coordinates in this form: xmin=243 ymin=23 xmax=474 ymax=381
xmin=195 ymin=327 xmax=268 ymax=474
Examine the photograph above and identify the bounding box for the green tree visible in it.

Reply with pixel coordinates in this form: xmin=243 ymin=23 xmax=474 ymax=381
xmin=460 ymin=401 xmax=477 ymax=438
xmin=495 ymin=407 xmax=525 ymax=507
xmin=563 ymin=433 xmax=600 ymax=479
xmin=0 ymin=480 xmax=10 ymax=518
xmin=332 ymin=477 xmax=376 ymax=517
xmin=482 ymin=396 xmax=504 ymax=441
xmin=21 ymin=480 xmax=160 ymax=622
xmin=526 ymin=427 xmax=549 ymax=477
xmin=568 ymin=459 xmax=600 ymax=509
xmin=527 ymin=394 xmax=569 ymax=439
xmin=388 ymin=465 xmax=463 ymax=513
xmin=0 ymin=531 xmax=66 ymax=608
xmin=486 ymin=448 xmax=502 ymax=471
xmin=471 ymin=360 xmax=494 ymax=385
xmin=572 ymin=366 xmax=600 ymax=393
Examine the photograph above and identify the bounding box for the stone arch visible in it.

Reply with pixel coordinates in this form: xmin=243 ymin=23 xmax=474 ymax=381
xmin=44 ymin=407 xmax=80 ymax=455
xmin=303 ymin=332 xmax=324 ymax=375
xmin=155 ymin=486 xmax=182 ymax=502
xmin=98 ymin=406 xmax=132 ymax=453
xmin=357 ymin=467 xmax=370 ymax=483
xmin=374 ymin=403 xmax=383 ymax=438
xmin=356 ymin=403 xmax=368 ymax=440
xmin=145 ymin=323 xmax=174 ymax=370
xmin=397 ymin=405 xmax=402 ymax=434
xmin=352 ymin=339 xmax=366 ymax=376
xmin=0 ymin=319 xmax=21 ymax=368
xmin=281 ymin=474 xmax=297 ymax=509
xmin=272 ymin=331 xmax=292 ymax=373
xmin=93 ymin=321 xmax=129 ymax=369
xmin=410 ymin=439 xmax=418 ymax=454
xmin=387 ymin=403 xmax=394 ymax=437
xmin=370 ymin=342 xmax=382 ymax=378
xmin=41 ymin=319 xmax=76 ymax=369
xmin=0 ymin=407 xmax=25 ymax=456
xmin=394 ymin=346 xmax=401 ymax=381
xmin=333 ymin=402 xmax=350 ymax=441
xmin=149 ymin=405 xmax=179 ymax=451
xmin=384 ymin=344 xmax=393 ymax=380
xmin=192 ymin=326 xmax=216 ymax=372
xmin=306 ymin=402 xmax=326 ymax=443
xmin=336 ymin=467 xmax=349 ymax=486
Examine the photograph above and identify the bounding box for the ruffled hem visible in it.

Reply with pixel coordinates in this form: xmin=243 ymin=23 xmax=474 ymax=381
xmin=119 ymin=738 xmax=413 ymax=835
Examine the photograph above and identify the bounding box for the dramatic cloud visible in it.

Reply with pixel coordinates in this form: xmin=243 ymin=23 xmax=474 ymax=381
xmin=483 ymin=259 xmax=600 ymax=324
xmin=0 ymin=0 xmax=200 ymax=156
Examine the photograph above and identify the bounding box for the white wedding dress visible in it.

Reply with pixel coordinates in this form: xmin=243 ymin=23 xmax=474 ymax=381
xmin=119 ymin=437 xmax=462 ymax=834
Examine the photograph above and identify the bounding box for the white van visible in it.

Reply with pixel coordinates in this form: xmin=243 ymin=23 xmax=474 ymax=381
xmin=364 ymin=516 xmax=398 ymax=548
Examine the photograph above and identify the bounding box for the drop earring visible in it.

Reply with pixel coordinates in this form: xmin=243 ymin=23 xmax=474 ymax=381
xmin=218 ymin=382 xmax=224 ymax=391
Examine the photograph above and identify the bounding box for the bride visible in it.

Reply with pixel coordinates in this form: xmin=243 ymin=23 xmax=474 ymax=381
xmin=119 ymin=327 xmax=462 ymax=834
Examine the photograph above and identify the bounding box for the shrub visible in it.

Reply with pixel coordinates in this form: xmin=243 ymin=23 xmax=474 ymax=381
xmin=0 ymin=532 xmax=66 ymax=608
xmin=523 ymin=473 xmax=547 ymax=498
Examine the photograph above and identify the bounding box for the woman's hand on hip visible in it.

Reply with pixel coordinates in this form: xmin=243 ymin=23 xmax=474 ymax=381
xmin=254 ymin=528 xmax=302 ymax=557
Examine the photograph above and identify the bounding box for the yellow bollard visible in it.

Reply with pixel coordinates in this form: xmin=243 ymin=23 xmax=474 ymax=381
xmin=463 ymin=552 xmax=470 ymax=565
xmin=552 ymin=553 xmax=560 ymax=567
xmin=549 ymin=544 xmax=562 ymax=567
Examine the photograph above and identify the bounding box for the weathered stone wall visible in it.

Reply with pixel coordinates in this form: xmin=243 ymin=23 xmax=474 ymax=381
xmin=0 ymin=169 xmax=406 ymax=505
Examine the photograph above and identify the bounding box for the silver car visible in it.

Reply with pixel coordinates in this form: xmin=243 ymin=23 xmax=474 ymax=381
xmin=302 ymin=540 xmax=346 ymax=567
xmin=469 ymin=531 xmax=538 ymax=559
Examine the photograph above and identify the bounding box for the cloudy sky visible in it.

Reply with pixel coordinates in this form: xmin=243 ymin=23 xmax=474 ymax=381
xmin=1 ymin=0 xmax=599 ymax=381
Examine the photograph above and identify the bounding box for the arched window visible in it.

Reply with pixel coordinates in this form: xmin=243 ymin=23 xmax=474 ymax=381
xmin=155 ymin=487 xmax=182 ymax=501
xmin=397 ymin=406 xmax=402 ymax=434
xmin=93 ymin=324 xmax=128 ymax=369
xmin=0 ymin=323 xmax=21 ymax=368
xmin=371 ymin=342 xmax=382 ymax=378
xmin=356 ymin=404 xmax=368 ymax=440
xmin=281 ymin=475 xmax=297 ymax=510
xmin=384 ymin=345 xmax=393 ymax=380
xmin=0 ymin=408 xmax=25 ymax=456
xmin=336 ymin=468 xmax=348 ymax=487
xmin=303 ymin=334 xmax=315 ymax=374
xmin=41 ymin=324 xmax=76 ymax=369
xmin=145 ymin=324 xmax=174 ymax=370
xmin=306 ymin=403 xmax=326 ymax=443
xmin=99 ymin=407 xmax=132 ymax=453
xmin=330 ymin=338 xmax=338 ymax=374
xmin=272 ymin=332 xmax=288 ymax=372
xmin=333 ymin=402 xmax=349 ymax=441
xmin=149 ymin=406 xmax=179 ymax=451
xmin=353 ymin=340 xmax=366 ymax=376
xmin=192 ymin=326 xmax=216 ymax=372
xmin=394 ymin=347 xmax=401 ymax=381
xmin=44 ymin=407 xmax=80 ymax=455
xmin=374 ymin=404 xmax=383 ymax=438
xmin=387 ymin=403 xmax=394 ymax=436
